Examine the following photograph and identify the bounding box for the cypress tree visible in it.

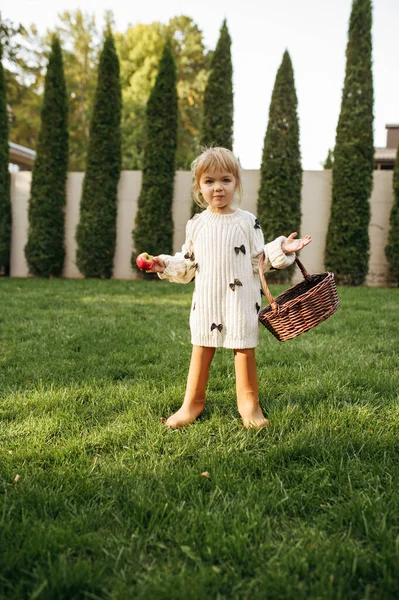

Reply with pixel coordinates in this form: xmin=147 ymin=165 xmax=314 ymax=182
xmin=325 ymin=0 xmax=374 ymax=285
xmin=0 ymin=40 xmax=11 ymax=275
xmin=192 ymin=20 xmax=234 ymax=214
xmin=24 ymin=37 xmax=68 ymax=277
xmin=200 ymin=19 xmax=233 ymax=151
xmin=323 ymin=149 xmax=334 ymax=169
xmin=256 ymin=51 xmax=302 ymax=282
xmin=76 ymin=33 xmax=122 ymax=278
xmin=385 ymin=144 xmax=399 ymax=284
xmin=133 ymin=39 xmax=178 ymax=267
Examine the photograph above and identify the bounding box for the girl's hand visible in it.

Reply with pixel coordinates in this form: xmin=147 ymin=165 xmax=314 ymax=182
xmin=146 ymin=256 xmax=166 ymax=273
xmin=281 ymin=233 xmax=312 ymax=254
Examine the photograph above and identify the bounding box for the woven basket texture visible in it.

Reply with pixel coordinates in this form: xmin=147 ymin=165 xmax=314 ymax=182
xmin=258 ymin=256 xmax=339 ymax=342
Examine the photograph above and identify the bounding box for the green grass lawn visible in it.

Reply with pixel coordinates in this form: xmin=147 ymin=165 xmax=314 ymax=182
xmin=0 ymin=278 xmax=398 ymax=600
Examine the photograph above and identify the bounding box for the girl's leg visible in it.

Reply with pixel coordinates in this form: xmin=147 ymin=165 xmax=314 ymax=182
xmin=165 ymin=345 xmax=216 ymax=428
xmin=234 ymin=348 xmax=269 ymax=428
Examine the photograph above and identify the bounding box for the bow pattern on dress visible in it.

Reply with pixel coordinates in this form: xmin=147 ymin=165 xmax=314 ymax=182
xmin=229 ymin=278 xmax=243 ymax=291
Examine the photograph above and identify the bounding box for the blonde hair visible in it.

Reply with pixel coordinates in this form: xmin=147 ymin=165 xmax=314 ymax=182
xmin=191 ymin=146 xmax=243 ymax=209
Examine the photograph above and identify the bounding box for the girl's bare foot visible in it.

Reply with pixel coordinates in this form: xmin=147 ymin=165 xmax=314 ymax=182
xmin=240 ymin=406 xmax=270 ymax=429
xmin=162 ymin=400 xmax=205 ymax=428
xmin=234 ymin=349 xmax=268 ymax=429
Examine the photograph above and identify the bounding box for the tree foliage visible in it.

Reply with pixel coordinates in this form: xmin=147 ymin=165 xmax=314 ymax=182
xmin=0 ymin=38 xmax=11 ymax=274
xmin=385 ymin=145 xmax=399 ymax=284
xmin=75 ymin=33 xmax=121 ymax=278
xmin=171 ymin=16 xmax=209 ymax=169
xmin=325 ymin=0 xmax=374 ymax=285
xmin=257 ymin=50 xmax=302 ymax=282
xmin=1 ymin=15 xmax=46 ymax=152
xmin=2 ymin=11 xmax=100 ymax=168
xmin=24 ymin=37 xmax=69 ymax=277
xmin=200 ymin=19 xmax=233 ymax=150
xmin=0 ymin=12 xmax=25 ymax=62
xmin=53 ymin=10 xmax=101 ymax=170
xmin=116 ymin=16 xmax=208 ymax=171
xmin=7 ymin=75 xmax=42 ymax=152
xmin=133 ymin=39 xmax=178 ymax=268
xmin=4 ymin=13 xmax=208 ymax=172
xmin=323 ymin=149 xmax=334 ymax=169
xmin=116 ymin=22 xmax=164 ymax=171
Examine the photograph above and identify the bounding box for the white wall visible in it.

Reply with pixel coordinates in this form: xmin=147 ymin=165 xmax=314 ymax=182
xmin=10 ymin=170 xmax=394 ymax=285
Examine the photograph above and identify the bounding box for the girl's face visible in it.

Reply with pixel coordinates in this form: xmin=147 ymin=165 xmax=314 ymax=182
xmin=199 ymin=168 xmax=237 ymax=214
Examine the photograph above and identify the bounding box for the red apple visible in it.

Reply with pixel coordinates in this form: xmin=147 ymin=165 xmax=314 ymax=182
xmin=136 ymin=252 xmax=155 ymax=271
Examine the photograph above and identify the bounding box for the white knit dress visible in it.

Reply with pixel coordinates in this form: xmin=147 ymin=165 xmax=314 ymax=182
xmin=158 ymin=208 xmax=295 ymax=349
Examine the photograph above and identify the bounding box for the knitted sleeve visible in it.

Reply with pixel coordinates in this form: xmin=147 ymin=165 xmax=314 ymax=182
xmin=157 ymin=219 xmax=196 ymax=284
xmin=249 ymin=214 xmax=296 ymax=273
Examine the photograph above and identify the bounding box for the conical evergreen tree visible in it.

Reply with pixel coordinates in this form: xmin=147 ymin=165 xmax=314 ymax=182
xmin=385 ymin=144 xmax=399 ymax=284
xmin=76 ymin=33 xmax=122 ymax=278
xmin=193 ymin=20 xmax=234 ymax=214
xmin=133 ymin=39 xmax=178 ymax=268
xmin=325 ymin=0 xmax=374 ymax=285
xmin=323 ymin=149 xmax=334 ymax=169
xmin=256 ymin=51 xmax=302 ymax=282
xmin=24 ymin=37 xmax=68 ymax=277
xmin=200 ymin=19 xmax=233 ymax=149
xmin=0 ymin=40 xmax=11 ymax=275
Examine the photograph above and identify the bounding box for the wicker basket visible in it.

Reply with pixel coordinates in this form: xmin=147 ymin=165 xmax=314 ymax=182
xmin=258 ymin=254 xmax=339 ymax=341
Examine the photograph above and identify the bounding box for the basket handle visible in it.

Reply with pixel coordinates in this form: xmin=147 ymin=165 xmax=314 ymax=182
xmin=258 ymin=253 xmax=312 ymax=316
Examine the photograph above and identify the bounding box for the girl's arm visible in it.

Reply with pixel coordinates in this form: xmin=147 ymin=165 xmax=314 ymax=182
xmin=146 ymin=219 xmax=196 ymax=284
xmin=250 ymin=216 xmax=311 ymax=272
xmin=251 ymin=230 xmax=295 ymax=272
xmin=263 ymin=236 xmax=296 ymax=270
xmin=264 ymin=233 xmax=311 ymax=269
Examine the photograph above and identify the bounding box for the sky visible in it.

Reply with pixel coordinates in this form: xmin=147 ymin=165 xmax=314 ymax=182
xmin=3 ymin=0 xmax=398 ymax=170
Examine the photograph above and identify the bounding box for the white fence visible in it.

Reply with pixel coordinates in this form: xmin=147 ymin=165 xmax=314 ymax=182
xmin=10 ymin=170 xmax=394 ymax=285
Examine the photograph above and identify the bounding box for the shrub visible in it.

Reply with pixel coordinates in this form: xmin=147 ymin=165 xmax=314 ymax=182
xmin=200 ymin=19 xmax=233 ymax=150
xmin=132 ymin=39 xmax=178 ymax=268
xmin=257 ymin=51 xmax=302 ymax=282
xmin=193 ymin=20 xmax=234 ymax=215
xmin=385 ymin=144 xmax=399 ymax=284
xmin=0 ymin=40 xmax=11 ymax=274
xmin=75 ymin=33 xmax=122 ymax=278
xmin=325 ymin=0 xmax=374 ymax=285
xmin=24 ymin=37 xmax=68 ymax=277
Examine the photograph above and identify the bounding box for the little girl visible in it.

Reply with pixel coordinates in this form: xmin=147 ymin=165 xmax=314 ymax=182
xmin=147 ymin=147 xmax=311 ymax=428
